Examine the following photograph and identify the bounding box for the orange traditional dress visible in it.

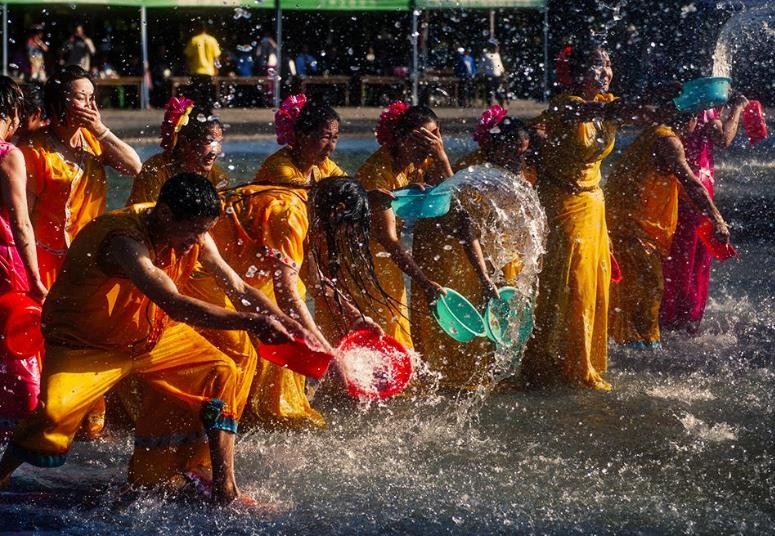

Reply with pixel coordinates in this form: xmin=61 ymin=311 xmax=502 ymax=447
xmin=9 ymin=205 xmax=242 ymax=470
xmin=521 ymin=91 xmax=618 ymax=390
xmin=605 ymin=125 xmax=681 ymax=347
xmin=21 ymin=128 xmax=106 ymax=289
xmin=210 ymin=183 xmax=325 ymax=429
xmin=126 ymin=151 xmax=229 ymax=205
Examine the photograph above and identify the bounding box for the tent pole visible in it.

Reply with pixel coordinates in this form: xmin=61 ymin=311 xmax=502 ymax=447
xmin=542 ymin=2 xmax=549 ymax=102
xmin=274 ymin=2 xmax=282 ymax=108
xmin=2 ymin=4 xmax=8 ymax=77
xmin=140 ymin=6 xmax=150 ymax=109
xmin=411 ymin=6 xmax=419 ymax=105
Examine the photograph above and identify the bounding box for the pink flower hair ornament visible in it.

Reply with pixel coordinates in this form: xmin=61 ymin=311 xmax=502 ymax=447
xmin=376 ymin=101 xmax=410 ymax=147
xmin=473 ymin=104 xmax=508 ymax=147
xmin=160 ymin=96 xmax=195 ymax=153
xmin=275 ymin=94 xmax=308 ymax=146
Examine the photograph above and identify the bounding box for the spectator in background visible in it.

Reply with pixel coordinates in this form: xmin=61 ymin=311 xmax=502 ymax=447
xmin=183 ymin=20 xmax=221 ymax=112
xmin=61 ymin=24 xmax=96 ymax=72
xmin=26 ymin=25 xmax=48 ymax=83
xmin=256 ymin=32 xmax=278 ymax=76
xmin=482 ymin=42 xmax=506 ymax=106
xmin=295 ymin=45 xmax=318 ymax=77
xmin=454 ymin=47 xmax=477 ymax=107
xmin=234 ymin=43 xmax=254 ymax=77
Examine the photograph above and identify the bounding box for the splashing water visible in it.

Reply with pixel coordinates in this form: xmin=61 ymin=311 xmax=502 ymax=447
xmin=712 ymin=3 xmax=775 ymax=77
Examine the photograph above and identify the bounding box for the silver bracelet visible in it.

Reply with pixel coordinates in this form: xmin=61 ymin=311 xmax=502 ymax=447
xmin=96 ymin=128 xmax=111 ymax=140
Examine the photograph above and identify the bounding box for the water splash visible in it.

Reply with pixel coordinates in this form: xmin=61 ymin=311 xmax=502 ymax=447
xmin=712 ymin=3 xmax=775 ymax=77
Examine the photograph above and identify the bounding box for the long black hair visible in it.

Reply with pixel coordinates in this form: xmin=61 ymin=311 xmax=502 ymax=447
xmin=0 ymin=76 xmax=24 ymax=122
xmin=307 ymin=177 xmax=395 ymax=328
xmin=393 ymin=105 xmax=438 ymax=143
xmin=295 ymin=100 xmax=340 ymax=138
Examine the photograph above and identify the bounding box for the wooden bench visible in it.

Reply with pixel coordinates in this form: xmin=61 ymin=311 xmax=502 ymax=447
xmin=359 ymin=75 xmax=408 ymax=105
xmin=418 ymin=74 xmax=460 ymax=106
xmin=94 ymin=77 xmax=144 ymax=108
xmin=298 ymin=75 xmax=351 ymax=105
xmin=169 ymin=76 xmax=273 ymax=106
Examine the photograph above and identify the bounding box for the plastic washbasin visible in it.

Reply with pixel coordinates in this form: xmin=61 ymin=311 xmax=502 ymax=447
xmin=484 ymin=287 xmax=534 ymax=348
xmin=336 ymin=329 xmax=413 ymax=400
xmin=391 ymin=186 xmax=452 ymax=221
xmin=673 ymin=77 xmax=731 ymax=113
xmin=432 ymin=288 xmax=486 ymax=343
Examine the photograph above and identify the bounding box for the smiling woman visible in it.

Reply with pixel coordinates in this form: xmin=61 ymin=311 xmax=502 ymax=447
xmin=126 ymin=97 xmax=229 ymax=206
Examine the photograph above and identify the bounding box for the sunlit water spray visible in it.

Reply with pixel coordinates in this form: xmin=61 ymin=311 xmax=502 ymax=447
xmin=2 ymin=140 xmax=773 ymax=534
xmin=712 ymin=3 xmax=775 ymax=77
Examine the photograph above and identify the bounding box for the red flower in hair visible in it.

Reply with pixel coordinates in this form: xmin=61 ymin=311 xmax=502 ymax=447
xmin=376 ymin=101 xmax=409 ymax=147
xmin=555 ymin=44 xmax=574 ymax=88
xmin=473 ymin=104 xmax=508 ymax=147
xmin=160 ymin=96 xmax=194 ymax=152
xmin=275 ymin=94 xmax=308 ymax=146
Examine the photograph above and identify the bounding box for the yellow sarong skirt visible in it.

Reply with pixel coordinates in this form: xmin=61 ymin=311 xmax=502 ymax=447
xmin=608 ymin=234 xmax=664 ymax=345
xmin=521 ymin=185 xmax=611 ymax=389
xmin=10 ymin=322 xmax=239 ymax=468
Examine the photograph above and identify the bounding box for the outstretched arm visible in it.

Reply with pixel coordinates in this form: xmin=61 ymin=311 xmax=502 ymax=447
xmin=110 ymin=234 xmax=293 ymax=344
xmin=655 ymin=136 xmax=729 ymax=244
xmin=72 ymin=99 xmax=142 ymax=176
xmin=709 ymin=93 xmax=748 ymax=148
xmin=0 ymin=148 xmax=46 ymax=300
xmin=370 ymin=203 xmax=444 ymax=304
xmin=196 ymin=233 xmax=314 ymax=345
xmin=446 ymin=204 xmax=499 ymax=301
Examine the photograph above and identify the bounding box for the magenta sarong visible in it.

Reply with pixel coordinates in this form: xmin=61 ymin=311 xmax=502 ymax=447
xmin=0 ymin=141 xmax=41 ymax=434
xmin=660 ymin=109 xmax=718 ymax=331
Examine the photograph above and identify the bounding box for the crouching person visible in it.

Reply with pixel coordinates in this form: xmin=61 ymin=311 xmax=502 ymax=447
xmin=0 ymin=173 xmax=311 ymax=506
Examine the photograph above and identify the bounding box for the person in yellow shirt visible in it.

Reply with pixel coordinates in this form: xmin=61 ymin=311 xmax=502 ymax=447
xmin=184 ymin=21 xmax=222 ymax=112
xmin=519 ymin=44 xmax=650 ymax=391
xmin=0 ymin=174 xmax=311 ymax=506
xmin=344 ymin=103 xmax=449 ymax=350
xmin=411 ymin=108 xmax=533 ymax=390
xmin=605 ymin=101 xmax=729 ymax=348
xmin=127 ymin=97 xmax=228 ymax=205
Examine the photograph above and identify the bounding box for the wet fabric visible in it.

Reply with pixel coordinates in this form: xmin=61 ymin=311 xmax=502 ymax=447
xmin=606 ymin=125 xmax=681 ymax=344
xmin=521 ymin=91 xmax=618 ymax=389
xmin=327 ymin=146 xmax=431 ymax=350
xmin=11 ymin=323 xmax=239 ymax=468
xmin=128 ymin=274 xmax=258 ymax=486
xmin=210 ymin=184 xmax=324 ymax=429
xmin=661 ymin=109 xmax=719 ymax=330
xmin=126 ymin=152 xmax=229 ymax=205
xmin=410 ymin=152 xmax=521 ymax=389
xmin=0 ymin=141 xmax=40 ymax=433
xmin=21 ymin=129 xmax=106 ymax=289
xmin=254 ymin=146 xmax=345 ymax=187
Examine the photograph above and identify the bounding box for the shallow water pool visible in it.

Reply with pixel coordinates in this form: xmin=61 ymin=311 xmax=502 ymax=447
xmin=2 ymin=135 xmax=773 ymax=535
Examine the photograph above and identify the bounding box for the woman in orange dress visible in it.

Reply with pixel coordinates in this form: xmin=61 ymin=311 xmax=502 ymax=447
xmin=20 ymin=66 xmax=142 ymax=437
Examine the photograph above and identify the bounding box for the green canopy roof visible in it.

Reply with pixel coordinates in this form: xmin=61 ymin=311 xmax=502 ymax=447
xmin=1 ymin=0 xmax=545 ymax=9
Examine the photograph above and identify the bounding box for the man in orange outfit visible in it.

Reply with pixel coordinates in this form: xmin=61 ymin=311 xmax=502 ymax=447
xmin=0 ymin=173 xmax=311 ymax=505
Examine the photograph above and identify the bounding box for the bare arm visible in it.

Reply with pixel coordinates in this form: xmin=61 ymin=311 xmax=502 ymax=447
xmin=446 ymin=205 xmax=498 ymax=301
xmin=110 ymin=234 xmax=293 ymax=344
xmin=196 ymin=233 xmax=314 ymax=344
xmin=0 ymin=148 xmax=46 ymax=300
xmin=72 ymin=100 xmax=142 ymax=176
xmin=411 ymin=127 xmax=453 ymax=185
xmin=655 ymin=136 xmax=729 ymax=243
xmin=709 ymin=94 xmax=748 ymax=148
xmin=371 ymin=205 xmax=444 ymax=303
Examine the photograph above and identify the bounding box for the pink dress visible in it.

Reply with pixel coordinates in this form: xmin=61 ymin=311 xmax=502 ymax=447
xmin=660 ymin=109 xmax=719 ymax=331
xmin=0 ymin=140 xmax=41 ymax=434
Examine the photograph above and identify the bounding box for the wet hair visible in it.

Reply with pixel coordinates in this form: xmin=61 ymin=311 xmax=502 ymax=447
xmin=307 ymin=177 xmax=394 ymax=326
xmin=157 ymin=173 xmax=221 ymax=221
xmin=393 ymin=105 xmax=438 ymax=143
xmin=294 ymin=100 xmax=340 ymax=138
xmin=20 ymin=83 xmax=45 ymax=121
xmin=0 ymin=76 xmax=25 ymax=122
xmin=176 ymin=107 xmax=223 ymax=146
xmin=489 ymin=116 xmax=529 ymax=146
xmin=44 ymin=65 xmax=94 ymax=123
